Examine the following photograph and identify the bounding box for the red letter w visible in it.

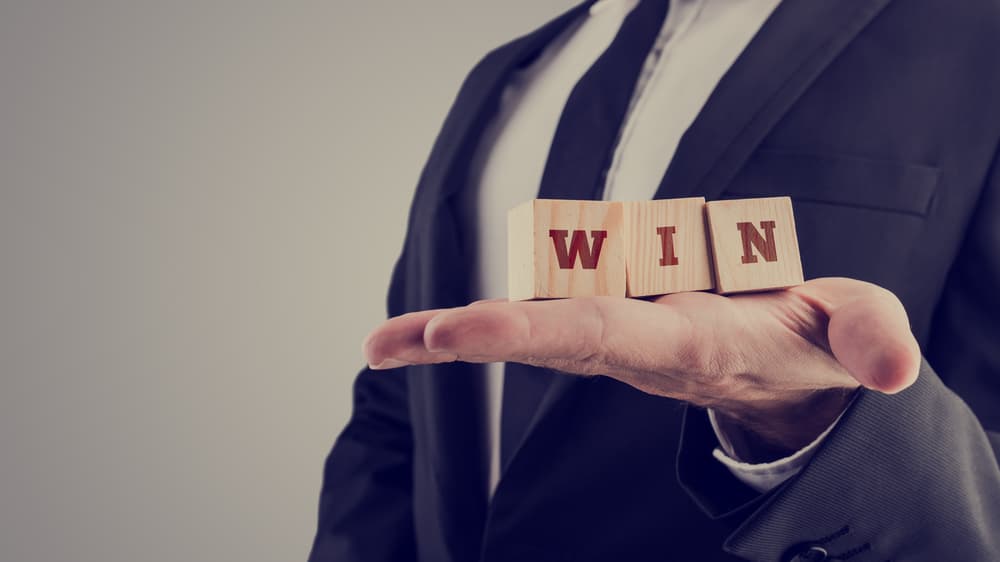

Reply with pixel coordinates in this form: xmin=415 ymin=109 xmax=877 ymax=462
xmin=548 ymin=229 xmax=607 ymax=269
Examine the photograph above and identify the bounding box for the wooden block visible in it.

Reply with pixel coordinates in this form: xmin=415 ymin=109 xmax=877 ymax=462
xmin=623 ymin=198 xmax=715 ymax=297
xmin=508 ymin=199 xmax=625 ymax=301
xmin=704 ymin=196 xmax=804 ymax=294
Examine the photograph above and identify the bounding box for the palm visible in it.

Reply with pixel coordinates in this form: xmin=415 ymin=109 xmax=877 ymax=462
xmin=364 ymin=277 xmax=920 ymax=411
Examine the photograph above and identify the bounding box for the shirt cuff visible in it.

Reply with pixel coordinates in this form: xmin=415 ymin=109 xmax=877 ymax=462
xmin=706 ymin=408 xmax=847 ymax=494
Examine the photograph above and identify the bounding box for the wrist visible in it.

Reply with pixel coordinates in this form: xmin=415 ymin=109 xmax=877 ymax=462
xmin=711 ymin=386 xmax=857 ymax=463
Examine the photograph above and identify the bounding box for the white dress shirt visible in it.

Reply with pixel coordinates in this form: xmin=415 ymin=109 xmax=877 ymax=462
xmin=466 ymin=0 xmax=839 ymax=497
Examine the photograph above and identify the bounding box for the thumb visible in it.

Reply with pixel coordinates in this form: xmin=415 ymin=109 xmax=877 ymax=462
xmin=797 ymin=278 xmax=922 ymax=393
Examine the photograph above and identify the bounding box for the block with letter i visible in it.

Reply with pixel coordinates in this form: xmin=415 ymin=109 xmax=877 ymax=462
xmin=508 ymin=199 xmax=625 ymax=301
xmin=705 ymin=196 xmax=804 ymax=294
xmin=623 ymin=197 xmax=715 ymax=297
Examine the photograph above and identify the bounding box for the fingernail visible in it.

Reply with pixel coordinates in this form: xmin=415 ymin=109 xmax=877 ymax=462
xmin=370 ymin=358 xmax=410 ymax=370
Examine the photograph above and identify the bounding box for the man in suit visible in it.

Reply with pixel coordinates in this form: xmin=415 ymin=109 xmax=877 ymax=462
xmin=310 ymin=0 xmax=1000 ymax=560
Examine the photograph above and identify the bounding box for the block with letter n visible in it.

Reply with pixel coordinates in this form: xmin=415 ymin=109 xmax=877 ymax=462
xmin=705 ymin=196 xmax=804 ymax=294
xmin=507 ymin=199 xmax=625 ymax=301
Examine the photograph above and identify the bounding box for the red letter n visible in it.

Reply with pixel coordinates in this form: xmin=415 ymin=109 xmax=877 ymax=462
xmin=548 ymin=229 xmax=607 ymax=269
xmin=736 ymin=221 xmax=777 ymax=264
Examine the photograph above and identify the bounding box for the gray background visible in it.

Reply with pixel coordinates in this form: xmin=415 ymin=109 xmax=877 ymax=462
xmin=0 ymin=2 xmax=576 ymax=561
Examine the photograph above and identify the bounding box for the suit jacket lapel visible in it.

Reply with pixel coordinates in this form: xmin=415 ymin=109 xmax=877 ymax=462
xmin=413 ymin=1 xmax=596 ymax=292
xmin=408 ymin=2 xmax=597 ymax=558
xmin=511 ymin=0 xmax=897 ymax=474
xmin=654 ymin=0 xmax=895 ymax=202
xmin=426 ymin=1 xmax=597 ymax=207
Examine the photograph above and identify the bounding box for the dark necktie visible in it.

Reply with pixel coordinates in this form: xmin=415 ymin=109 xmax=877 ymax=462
xmin=501 ymin=0 xmax=671 ymax=469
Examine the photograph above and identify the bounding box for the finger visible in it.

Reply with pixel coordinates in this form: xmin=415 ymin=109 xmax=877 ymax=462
xmin=363 ymin=309 xmax=458 ymax=369
xmin=793 ymin=278 xmax=921 ymax=393
xmin=469 ymin=298 xmax=508 ymax=306
xmin=422 ymin=296 xmax=693 ymax=376
xmin=422 ymin=299 xmax=601 ymax=367
xmin=827 ymin=290 xmax=921 ymax=393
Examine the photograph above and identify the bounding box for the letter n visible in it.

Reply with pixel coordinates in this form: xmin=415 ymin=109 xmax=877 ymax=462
xmin=736 ymin=221 xmax=777 ymax=264
xmin=548 ymin=229 xmax=607 ymax=269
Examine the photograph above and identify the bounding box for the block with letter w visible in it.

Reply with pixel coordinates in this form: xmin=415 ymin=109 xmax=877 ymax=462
xmin=508 ymin=199 xmax=625 ymax=301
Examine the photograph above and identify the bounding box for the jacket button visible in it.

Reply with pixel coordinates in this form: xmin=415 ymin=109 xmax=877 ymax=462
xmin=790 ymin=545 xmax=829 ymax=562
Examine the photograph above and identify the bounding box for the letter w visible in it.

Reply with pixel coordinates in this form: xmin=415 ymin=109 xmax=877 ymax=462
xmin=548 ymin=229 xmax=607 ymax=269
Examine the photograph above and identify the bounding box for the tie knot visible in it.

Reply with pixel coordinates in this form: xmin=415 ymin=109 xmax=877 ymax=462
xmin=537 ymin=0 xmax=671 ymax=200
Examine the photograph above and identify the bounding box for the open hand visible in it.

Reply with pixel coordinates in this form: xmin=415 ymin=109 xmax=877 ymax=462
xmin=363 ymin=277 xmax=921 ymax=456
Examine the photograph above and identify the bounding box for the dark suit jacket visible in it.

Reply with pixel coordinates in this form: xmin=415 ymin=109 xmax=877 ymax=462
xmin=310 ymin=1 xmax=1000 ymax=560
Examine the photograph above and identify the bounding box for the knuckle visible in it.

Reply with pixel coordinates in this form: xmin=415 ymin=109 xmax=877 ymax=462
xmin=575 ymin=298 xmax=610 ymax=364
xmin=674 ymin=319 xmax=744 ymax=389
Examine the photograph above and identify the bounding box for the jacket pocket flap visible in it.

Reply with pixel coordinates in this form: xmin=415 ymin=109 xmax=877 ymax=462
xmin=723 ymin=149 xmax=940 ymax=217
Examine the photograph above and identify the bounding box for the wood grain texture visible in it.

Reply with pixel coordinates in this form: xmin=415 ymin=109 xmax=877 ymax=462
xmin=508 ymin=199 xmax=625 ymax=301
xmin=705 ymin=196 xmax=804 ymax=294
xmin=624 ymin=198 xmax=714 ymax=297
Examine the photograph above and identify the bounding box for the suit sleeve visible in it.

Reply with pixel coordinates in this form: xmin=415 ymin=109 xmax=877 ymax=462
xmin=307 ymin=253 xmax=417 ymax=562
xmin=926 ymin=143 xmax=1000 ymax=454
xmin=677 ymin=149 xmax=1000 ymax=561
